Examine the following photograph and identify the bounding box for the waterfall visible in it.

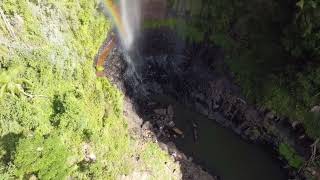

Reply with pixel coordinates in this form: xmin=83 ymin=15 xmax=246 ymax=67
xmin=102 ymin=0 xmax=141 ymax=50
xmin=119 ymin=0 xmax=141 ymax=50
xmin=118 ymin=0 xmax=144 ymax=95
xmin=102 ymin=0 xmax=145 ymax=95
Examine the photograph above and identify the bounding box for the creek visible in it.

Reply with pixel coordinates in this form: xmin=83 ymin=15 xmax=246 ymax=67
xmin=152 ymin=95 xmax=286 ymax=180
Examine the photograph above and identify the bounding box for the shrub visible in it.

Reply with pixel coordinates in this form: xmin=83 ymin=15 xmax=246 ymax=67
xmin=14 ymin=134 xmax=71 ymax=179
xmin=279 ymin=143 xmax=304 ymax=169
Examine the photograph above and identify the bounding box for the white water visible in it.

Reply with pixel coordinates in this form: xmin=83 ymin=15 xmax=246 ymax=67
xmin=119 ymin=0 xmax=141 ymax=50
xmin=100 ymin=0 xmax=144 ymax=93
xmin=119 ymin=0 xmax=146 ymax=95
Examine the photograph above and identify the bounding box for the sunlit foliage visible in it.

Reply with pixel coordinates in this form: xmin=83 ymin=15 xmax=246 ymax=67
xmin=0 ymin=0 xmax=179 ymax=179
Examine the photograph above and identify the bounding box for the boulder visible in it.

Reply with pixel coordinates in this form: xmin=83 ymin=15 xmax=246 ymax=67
xmin=142 ymin=121 xmax=153 ymax=130
xmin=265 ymin=111 xmax=275 ymax=120
xmin=172 ymin=128 xmax=184 ymax=135
xmin=311 ymin=106 xmax=320 ymax=113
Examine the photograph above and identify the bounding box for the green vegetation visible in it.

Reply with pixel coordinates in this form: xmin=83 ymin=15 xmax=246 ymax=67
xmin=144 ymin=18 xmax=204 ymax=43
xmin=0 ymin=0 xmax=179 ymax=179
xmin=279 ymin=143 xmax=304 ymax=169
xmin=284 ymin=0 xmax=320 ymax=59
xmin=161 ymin=0 xmax=320 ymax=139
xmin=14 ymin=134 xmax=71 ymax=179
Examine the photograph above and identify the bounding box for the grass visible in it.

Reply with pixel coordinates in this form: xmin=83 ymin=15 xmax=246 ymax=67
xmin=0 ymin=0 xmax=180 ymax=179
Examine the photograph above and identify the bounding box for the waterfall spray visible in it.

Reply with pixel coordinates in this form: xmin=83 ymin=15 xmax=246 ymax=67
xmin=103 ymin=0 xmax=141 ymax=50
xmin=119 ymin=0 xmax=141 ymax=50
xmin=100 ymin=0 xmax=146 ymax=95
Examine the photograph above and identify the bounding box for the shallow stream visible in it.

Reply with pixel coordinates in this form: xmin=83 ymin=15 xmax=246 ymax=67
xmin=153 ymin=95 xmax=286 ymax=180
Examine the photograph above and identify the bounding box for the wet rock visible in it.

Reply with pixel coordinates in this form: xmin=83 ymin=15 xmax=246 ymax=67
xmin=142 ymin=121 xmax=153 ymax=130
xmin=208 ymin=111 xmax=216 ymax=120
xmin=194 ymin=92 xmax=206 ymax=102
xmin=211 ymin=112 xmax=227 ymax=124
xmin=143 ymin=129 xmax=156 ymax=140
xmin=167 ymin=141 xmax=178 ymax=154
xmin=245 ymin=108 xmax=260 ymax=122
xmin=299 ymin=134 xmax=305 ymax=139
xmin=164 ymin=116 xmax=171 ymax=123
xmin=168 ymin=121 xmax=175 ymax=128
xmin=212 ymin=103 xmax=220 ymax=111
xmin=265 ymin=111 xmax=275 ymax=120
xmin=158 ymin=142 xmax=169 ymax=152
xmin=167 ymin=105 xmax=174 ymax=119
xmin=172 ymin=128 xmax=184 ymax=136
xmin=192 ymin=121 xmax=198 ymax=128
xmin=149 ymin=82 xmax=163 ymax=94
xmin=291 ymin=121 xmax=300 ymax=129
xmin=179 ymin=159 xmax=216 ymax=180
xmin=147 ymin=102 xmax=157 ymax=106
xmin=154 ymin=108 xmax=167 ymax=115
xmin=311 ymin=106 xmax=320 ymax=113
xmin=195 ymin=102 xmax=209 ymax=116
xmin=243 ymin=127 xmax=261 ymax=141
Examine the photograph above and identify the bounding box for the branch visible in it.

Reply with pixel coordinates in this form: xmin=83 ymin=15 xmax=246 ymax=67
xmin=310 ymin=139 xmax=319 ymax=162
xmin=299 ymin=139 xmax=319 ymax=173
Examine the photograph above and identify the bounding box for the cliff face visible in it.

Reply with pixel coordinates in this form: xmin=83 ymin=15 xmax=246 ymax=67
xmin=0 ymin=1 xmax=182 ymax=179
xmin=141 ymin=0 xmax=167 ymax=20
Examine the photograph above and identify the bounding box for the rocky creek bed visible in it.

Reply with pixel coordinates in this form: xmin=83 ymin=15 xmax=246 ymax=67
xmin=98 ymin=28 xmax=320 ymax=179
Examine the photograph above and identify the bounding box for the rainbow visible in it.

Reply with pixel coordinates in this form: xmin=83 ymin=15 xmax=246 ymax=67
xmin=103 ymin=0 xmax=128 ymax=40
xmin=95 ymin=0 xmax=124 ymax=76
